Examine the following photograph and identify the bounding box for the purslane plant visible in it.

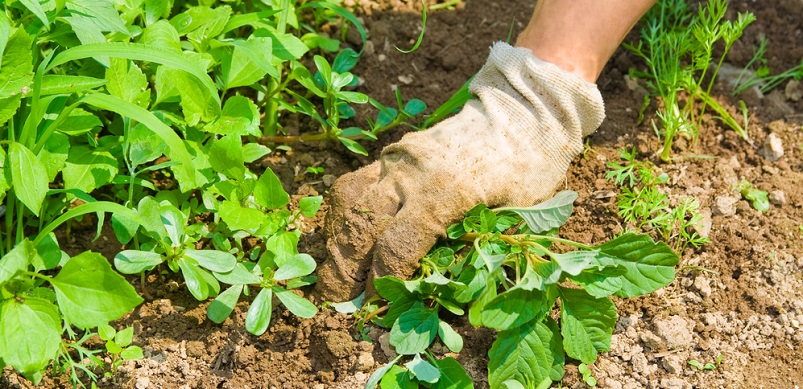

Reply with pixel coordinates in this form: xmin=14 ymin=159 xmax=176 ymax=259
xmin=624 ymin=0 xmax=756 ymax=161
xmin=358 ymin=191 xmax=679 ymax=388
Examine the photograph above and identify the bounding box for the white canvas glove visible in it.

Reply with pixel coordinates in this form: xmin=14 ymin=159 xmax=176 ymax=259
xmin=317 ymin=42 xmax=605 ymax=302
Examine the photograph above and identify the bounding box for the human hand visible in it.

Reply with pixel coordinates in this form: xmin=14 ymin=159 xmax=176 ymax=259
xmin=316 ymin=42 xmax=605 ymax=302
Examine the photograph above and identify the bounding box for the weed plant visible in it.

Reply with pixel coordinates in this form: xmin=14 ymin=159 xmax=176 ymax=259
xmin=606 ymin=148 xmax=709 ymax=252
xmin=350 ymin=191 xmax=679 ymax=388
xmin=625 ymin=0 xmax=756 ymax=161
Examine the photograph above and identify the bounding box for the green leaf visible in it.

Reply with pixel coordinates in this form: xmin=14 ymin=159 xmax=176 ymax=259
xmin=9 ymin=143 xmax=49 ymax=216
xmin=431 ymin=357 xmax=474 ymax=389
xmin=437 ymin=320 xmax=463 ymax=353
xmin=129 ymin=123 xmax=167 ymax=167
xmin=114 ymin=250 xmax=164 ymax=274
xmin=218 ymin=200 xmax=265 ymax=231
xmin=299 ymin=196 xmax=323 ymax=218
xmin=177 ymin=258 xmax=215 ymax=300
xmin=390 ymin=306 xmax=439 ymax=355
xmin=0 ymin=240 xmax=33 ymax=286
xmin=569 ymin=268 xmax=625 ymax=298
xmin=33 ymin=233 xmax=61 ymax=271
xmin=0 ymin=298 xmax=61 ymax=381
xmin=140 ymin=20 xmax=181 ymax=51
xmin=367 ymin=356 xmax=402 ymax=389
xmin=219 ymin=36 xmax=278 ymax=89
xmin=0 ymin=27 xmax=32 ymax=128
xmin=330 ymin=292 xmax=364 ymax=314
xmin=115 ymin=326 xmax=134 ymax=347
xmin=595 ymin=233 xmax=679 ymax=298
xmin=255 ymin=29 xmax=308 ymax=62
xmin=254 ymin=168 xmax=289 ymax=210
xmin=404 ymin=99 xmax=427 ymax=116
xmin=242 ymin=143 xmax=270 ymax=163
xmin=40 ymin=75 xmax=106 ymax=95
xmin=184 ymin=249 xmax=236 ymax=273
xmin=160 ymin=205 xmax=185 ymax=247
xmin=120 ymin=346 xmax=144 ymax=360
xmin=39 ymin=133 xmax=70 ymax=182
xmin=51 ymin=252 xmax=144 ymax=329
xmin=373 ymin=276 xmax=414 ymax=303
xmin=58 ymin=108 xmax=103 ymax=136
xmin=105 ymin=58 xmax=150 ymax=108
xmin=495 ymin=190 xmax=577 ymax=233
xmin=66 ymin=0 xmax=129 ymax=34
xmin=404 ymin=354 xmax=440 ymax=384
xmin=559 ymin=287 xmax=617 ymax=364
xmin=245 ymin=287 xmax=273 ymax=336
xmin=203 ymin=96 xmax=260 ymax=136
xmin=549 ymin=250 xmax=598 ymax=276
xmin=208 ymin=284 xmax=243 ymax=324
xmin=333 ymin=48 xmax=360 ymax=73
xmin=543 ymin=316 xmax=565 ymax=381
xmin=175 ymin=6 xmax=230 ymax=43
xmin=481 ymin=287 xmax=550 ymax=330
xmin=98 ymin=324 xmax=116 ymax=341
xmin=208 ymin=134 xmax=245 ymax=180
xmin=380 ymin=365 xmax=417 ymax=389
xmin=62 ymin=145 xmax=119 ymax=194
xmin=18 ymin=0 xmax=50 ymax=29
xmin=339 ymin=137 xmax=368 ymax=156
xmin=64 ymin=15 xmax=108 ymax=66
xmin=273 ymin=286 xmax=317 ymax=318
xmin=488 ymin=319 xmax=557 ymax=389
xmin=81 ymin=93 xmax=200 ymax=191
xmin=213 ymin=263 xmax=262 ymax=285
xmin=274 ymin=253 xmax=316 ymax=281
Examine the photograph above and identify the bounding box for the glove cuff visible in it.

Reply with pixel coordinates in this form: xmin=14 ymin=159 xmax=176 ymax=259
xmin=470 ymin=41 xmax=606 ymax=141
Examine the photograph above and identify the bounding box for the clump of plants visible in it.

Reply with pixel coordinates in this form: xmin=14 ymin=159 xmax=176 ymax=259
xmin=733 ymin=37 xmax=803 ymax=96
xmin=625 ymin=0 xmax=756 ymax=161
xmin=351 ymin=191 xmax=679 ymax=388
xmin=606 ymin=148 xmax=709 ymax=252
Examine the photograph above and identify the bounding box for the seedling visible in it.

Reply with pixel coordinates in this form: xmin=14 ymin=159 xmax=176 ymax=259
xmin=735 ymin=179 xmax=769 ymax=212
xmin=689 ymin=354 xmax=723 ymax=371
xmin=364 ymin=191 xmax=679 ymax=388
xmin=307 ymin=166 xmax=325 ymax=175
xmin=579 ymin=363 xmax=598 ymax=387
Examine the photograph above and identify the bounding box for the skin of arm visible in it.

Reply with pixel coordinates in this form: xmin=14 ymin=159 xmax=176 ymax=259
xmin=515 ymin=0 xmax=657 ymax=83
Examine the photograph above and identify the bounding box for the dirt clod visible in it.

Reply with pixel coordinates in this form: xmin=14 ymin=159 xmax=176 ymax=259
xmin=759 ymin=133 xmax=785 ymax=161
xmin=653 ymin=316 xmax=694 ymax=350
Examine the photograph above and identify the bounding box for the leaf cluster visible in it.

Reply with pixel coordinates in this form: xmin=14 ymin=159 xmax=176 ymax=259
xmin=362 ymin=191 xmax=679 ymax=388
xmin=625 ymin=0 xmax=756 ymax=161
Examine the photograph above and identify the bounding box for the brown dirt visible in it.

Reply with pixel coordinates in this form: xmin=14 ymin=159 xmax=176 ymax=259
xmin=4 ymin=1 xmax=803 ymax=388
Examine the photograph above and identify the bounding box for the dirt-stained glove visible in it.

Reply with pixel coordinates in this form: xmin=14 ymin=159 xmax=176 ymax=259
xmin=317 ymin=42 xmax=605 ymax=302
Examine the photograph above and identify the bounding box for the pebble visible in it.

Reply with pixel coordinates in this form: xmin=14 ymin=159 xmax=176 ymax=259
xmin=322 ymin=174 xmax=337 ymax=187
xmin=759 ymin=133 xmax=784 ymax=161
xmin=693 ymin=209 xmax=713 ymax=238
xmin=653 ymin=316 xmax=694 ymax=350
xmin=693 ymin=276 xmax=712 ymax=298
xmin=769 ymin=190 xmax=787 ymax=205
xmin=378 ymin=332 xmax=397 ymax=359
xmin=661 ymin=355 xmax=684 ymax=375
xmin=592 ymin=190 xmax=616 ymax=199
xmin=711 ymin=196 xmax=738 ymax=217
xmin=354 ymin=352 xmax=375 ymax=372
xmin=785 ymin=80 xmax=802 ymax=101
xmin=135 ymin=377 xmax=150 ymax=389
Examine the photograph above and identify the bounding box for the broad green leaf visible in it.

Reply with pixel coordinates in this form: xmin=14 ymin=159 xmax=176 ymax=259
xmin=129 ymin=122 xmax=167 ymax=167
xmin=390 ymin=306 xmax=439 ymax=355
xmin=254 ymin=29 xmax=308 ymax=62
xmin=120 ymin=346 xmax=144 ymax=360
xmin=431 ymin=357 xmax=474 ymax=389
xmin=0 ymin=147 xmax=9 ymax=202
xmin=18 ymin=0 xmax=50 ymax=28
xmin=549 ymin=250 xmax=598 ymax=276
xmin=114 ymin=250 xmax=164 ymax=274
xmin=519 ymin=261 xmax=561 ymax=291
xmin=203 ymin=95 xmax=260 ymax=136
xmin=63 ymin=145 xmax=119 ymax=194
xmin=264 ymin=231 xmax=299 ymax=267
xmin=330 ymin=292 xmax=364 ymax=314
xmin=105 ymin=58 xmax=150 ymax=108
xmin=184 ymin=249 xmax=236 ymax=273
xmin=495 ymin=190 xmax=577 ymax=233
xmin=543 ymin=316 xmax=565 ymax=381
xmin=273 ymin=286 xmax=317 ymax=318
xmin=380 ymin=365 xmax=417 ymax=389
xmin=437 ymin=320 xmax=463 ymax=353
xmin=339 ymin=137 xmax=368 ymax=156
xmin=373 ymin=276 xmax=414 ymax=303
xmin=98 ymin=324 xmax=116 ymax=341
xmin=404 ymin=354 xmax=440 ymax=384
xmin=144 ymin=0 xmax=173 ymax=26
xmin=140 ymin=20 xmax=181 ymax=51
xmin=468 ymin=280 xmax=497 ymax=327
xmin=58 ymin=108 xmax=102 ymax=135
xmin=208 ymin=284 xmax=243 ymax=324
xmin=213 ymin=263 xmax=262 ymax=285
xmin=33 ymin=233 xmax=60 ymax=271
xmin=178 ymin=257 xmax=210 ymax=300
xmin=136 ymin=196 xmax=168 ymax=241
xmin=367 ymin=356 xmax=402 ymax=389
xmin=274 ymin=253 xmax=316 ymax=281
xmin=82 ymin=93 xmax=200 ymax=191
xmin=488 ymin=319 xmax=557 ymax=389
xmin=47 ymin=43 xmax=220 ymax=106
xmin=39 ymin=133 xmax=69 ymax=181
xmin=9 ymin=143 xmax=49 ymax=216
xmin=559 ymin=287 xmax=617 ymax=364
xmin=63 ymin=15 xmax=108 ymax=66
xmin=481 ymin=287 xmax=549 ymax=330
xmin=0 ymin=240 xmax=33 ymax=286
xmin=254 ymin=168 xmax=289 ymax=210
xmin=160 ymin=205 xmax=185 ymax=247
xmin=219 ymin=200 xmax=264 ymax=231
xmin=245 ymin=287 xmax=272 ymax=336
xmin=51 ymin=251 xmax=144 ymax=329
xmin=159 ymin=66 xmax=220 ymax=125
xmin=299 ymin=196 xmax=323 ymax=218
xmin=66 ymin=0 xmax=129 ymax=34
xmin=115 ymin=327 xmax=134 ymax=347
xmin=0 ymin=27 xmax=34 ymax=100
xmin=595 ymin=233 xmax=679 ymax=298
xmin=0 ymin=298 xmax=60 ymax=382
xmin=242 ymin=143 xmax=270 ymax=163
xmin=384 ymin=294 xmax=418 ymax=329
xmin=40 ymin=75 xmax=106 ymax=95
xmin=173 ymin=6 xmax=230 ymax=43
xmin=333 ymin=48 xmax=360 ymax=73
xmin=570 ymin=269 xmax=624 ymax=298
xmin=404 ymin=99 xmax=427 ymax=116
xmin=219 ymin=37 xmax=277 ymax=89
xmin=208 ymin=134 xmax=245 ymax=180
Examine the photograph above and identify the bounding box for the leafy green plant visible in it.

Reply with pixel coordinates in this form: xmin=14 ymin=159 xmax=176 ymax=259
xmin=734 ymin=44 xmax=803 ymax=95
xmin=735 ymin=179 xmax=769 ymax=212
xmin=606 ymin=148 xmax=709 ymax=252
xmin=625 ymin=0 xmax=756 ymax=161
xmin=689 ymin=354 xmax=723 ymax=371
xmin=361 ymin=191 xmax=679 ymax=388
xmin=578 ymin=363 xmax=597 ymax=387
xmin=97 ymin=325 xmax=144 ymax=374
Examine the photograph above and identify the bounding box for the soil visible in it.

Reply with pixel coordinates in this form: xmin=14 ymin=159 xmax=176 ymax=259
xmin=4 ymin=1 xmax=803 ymax=388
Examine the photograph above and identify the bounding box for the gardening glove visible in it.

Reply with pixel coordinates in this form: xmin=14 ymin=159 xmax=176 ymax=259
xmin=317 ymin=42 xmax=605 ymax=302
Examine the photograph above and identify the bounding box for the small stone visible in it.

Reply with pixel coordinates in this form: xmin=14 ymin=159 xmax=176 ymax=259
xmin=661 ymin=355 xmax=684 ymax=374
xmin=377 ymin=54 xmax=386 ymax=62
xmin=398 ymin=74 xmax=413 ymax=84
xmin=640 ymin=331 xmax=662 ymax=351
xmin=592 ymin=190 xmax=616 ymax=199
xmin=660 ymin=377 xmax=688 ymax=389
xmin=135 ymin=377 xmax=150 ymax=389
xmin=354 ymin=351 xmax=375 ymax=372
xmin=711 ymin=196 xmax=738 ymax=217
xmin=378 ymin=332 xmax=397 ymax=359
xmin=653 ymin=316 xmax=693 ymax=350
xmin=769 ymin=190 xmax=787 ymax=205
xmin=313 ymin=385 xmax=325 ymax=389
xmin=363 ymin=40 xmax=375 ymax=55
xmin=322 ymin=174 xmax=336 ymax=187
xmin=693 ymin=209 xmax=712 ymax=238
xmin=693 ymin=276 xmax=712 ymax=298
xmin=785 ymin=80 xmax=803 ymax=101
xmin=759 ymin=133 xmax=784 ymax=161
xmin=624 ymin=74 xmax=640 ymax=90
